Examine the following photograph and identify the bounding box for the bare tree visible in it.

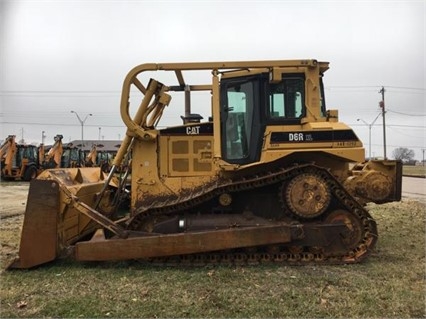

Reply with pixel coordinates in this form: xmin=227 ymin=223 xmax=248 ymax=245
xmin=392 ymin=147 xmax=415 ymax=162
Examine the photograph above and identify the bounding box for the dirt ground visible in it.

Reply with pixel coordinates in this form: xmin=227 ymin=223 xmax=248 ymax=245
xmin=0 ymin=182 xmax=29 ymax=263
xmin=0 ymin=182 xmax=29 ymax=217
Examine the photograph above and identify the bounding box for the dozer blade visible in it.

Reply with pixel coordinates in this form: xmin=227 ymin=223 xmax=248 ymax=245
xmin=7 ymin=168 xmax=111 ymax=269
xmin=8 ymin=179 xmax=59 ymax=269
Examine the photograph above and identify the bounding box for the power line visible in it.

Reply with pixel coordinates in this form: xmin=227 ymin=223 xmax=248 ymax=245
xmin=387 ymin=126 xmax=426 ymax=139
xmin=0 ymin=90 xmax=121 ymax=94
xmin=369 ymin=143 xmax=426 ymax=149
xmin=326 ymin=85 xmax=425 ymax=90
xmin=386 ymin=86 xmax=425 ymax=91
xmin=325 ymin=86 xmax=426 ymax=96
xmin=387 ymin=109 xmax=426 ymax=117
xmin=325 ymin=86 xmax=380 ymax=89
xmin=3 ymin=121 xmax=424 ymax=133
xmin=3 ymin=119 xmax=424 ymax=129
xmin=350 ymin=123 xmax=425 ymax=129
xmin=3 ymin=86 xmax=424 ymax=95
xmin=1 ymin=121 xmax=124 ymax=128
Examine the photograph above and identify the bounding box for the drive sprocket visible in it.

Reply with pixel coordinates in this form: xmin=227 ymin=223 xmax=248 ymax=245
xmin=283 ymin=172 xmax=331 ymax=219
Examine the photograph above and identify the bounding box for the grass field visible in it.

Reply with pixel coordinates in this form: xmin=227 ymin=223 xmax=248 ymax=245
xmin=0 ymin=199 xmax=425 ymax=318
xmin=403 ymin=165 xmax=426 ymax=177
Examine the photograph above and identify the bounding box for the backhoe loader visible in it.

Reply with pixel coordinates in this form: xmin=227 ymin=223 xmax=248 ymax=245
xmin=84 ymin=144 xmax=116 ymax=172
xmin=1 ymin=135 xmax=40 ymax=181
xmin=8 ymin=59 xmax=402 ymax=269
xmin=42 ymin=134 xmax=64 ymax=168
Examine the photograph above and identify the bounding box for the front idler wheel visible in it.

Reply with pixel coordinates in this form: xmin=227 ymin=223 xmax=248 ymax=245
xmin=325 ymin=209 xmax=363 ymax=250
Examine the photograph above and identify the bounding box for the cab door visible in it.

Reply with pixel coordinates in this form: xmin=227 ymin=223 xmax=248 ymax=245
xmin=220 ymin=75 xmax=265 ymax=165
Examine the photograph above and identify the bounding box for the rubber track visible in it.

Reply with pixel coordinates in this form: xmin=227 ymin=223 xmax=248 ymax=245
xmin=128 ymin=164 xmax=378 ymax=265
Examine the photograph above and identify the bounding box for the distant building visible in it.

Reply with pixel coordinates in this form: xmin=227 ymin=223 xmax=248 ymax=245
xmin=67 ymin=140 xmax=122 ymax=152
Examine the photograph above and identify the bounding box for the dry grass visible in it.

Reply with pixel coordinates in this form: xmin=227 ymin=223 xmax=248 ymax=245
xmin=403 ymin=165 xmax=426 ymax=177
xmin=0 ymin=197 xmax=425 ymax=318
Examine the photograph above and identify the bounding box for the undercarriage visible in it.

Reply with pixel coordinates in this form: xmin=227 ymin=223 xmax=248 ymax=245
xmin=68 ymin=164 xmax=378 ymax=266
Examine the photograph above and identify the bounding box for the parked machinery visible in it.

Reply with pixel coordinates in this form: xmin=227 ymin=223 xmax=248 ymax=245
xmin=8 ymin=59 xmax=402 ymax=269
xmin=84 ymin=144 xmax=117 ymax=172
xmin=42 ymin=134 xmax=64 ymax=168
xmin=0 ymin=135 xmax=40 ymax=181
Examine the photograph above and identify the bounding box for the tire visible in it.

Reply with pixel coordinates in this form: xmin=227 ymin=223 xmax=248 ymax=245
xmin=101 ymin=163 xmax=110 ymax=173
xmin=23 ymin=165 xmax=38 ymax=181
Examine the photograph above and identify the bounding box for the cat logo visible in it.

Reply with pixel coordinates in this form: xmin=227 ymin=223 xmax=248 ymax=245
xmin=186 ymin=126 xmax=200 ymax=135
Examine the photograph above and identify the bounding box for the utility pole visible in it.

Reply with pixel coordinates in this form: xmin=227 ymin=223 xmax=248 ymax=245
xmin=379 ymin=86 xmax=387 ymax=159
xmin=422 ymin=148 xmax=425 ymax=166
xmin=20 ymin=127 xmax=24 ymax=143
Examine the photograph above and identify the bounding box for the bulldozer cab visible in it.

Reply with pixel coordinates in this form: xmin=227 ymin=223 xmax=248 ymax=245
xmin=220 ymin=72 xmax=314 ymax=164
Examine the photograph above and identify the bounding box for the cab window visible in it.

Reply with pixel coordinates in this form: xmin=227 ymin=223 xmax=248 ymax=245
xmin=224 ymin=82 xmax=253 ymax=160
xmin=268 ymin=76 xmax=305 ymax=121
xmin=221 ymin=75 xmax=263 ymax=164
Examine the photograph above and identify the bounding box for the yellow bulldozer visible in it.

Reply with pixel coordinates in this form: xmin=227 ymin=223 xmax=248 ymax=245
xmin=8 ymin=59 xmax=402 ymax=269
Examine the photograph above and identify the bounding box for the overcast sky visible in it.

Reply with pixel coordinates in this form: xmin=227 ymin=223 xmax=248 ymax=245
xmin=0 ymin=0 xmax=425 ymax=160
